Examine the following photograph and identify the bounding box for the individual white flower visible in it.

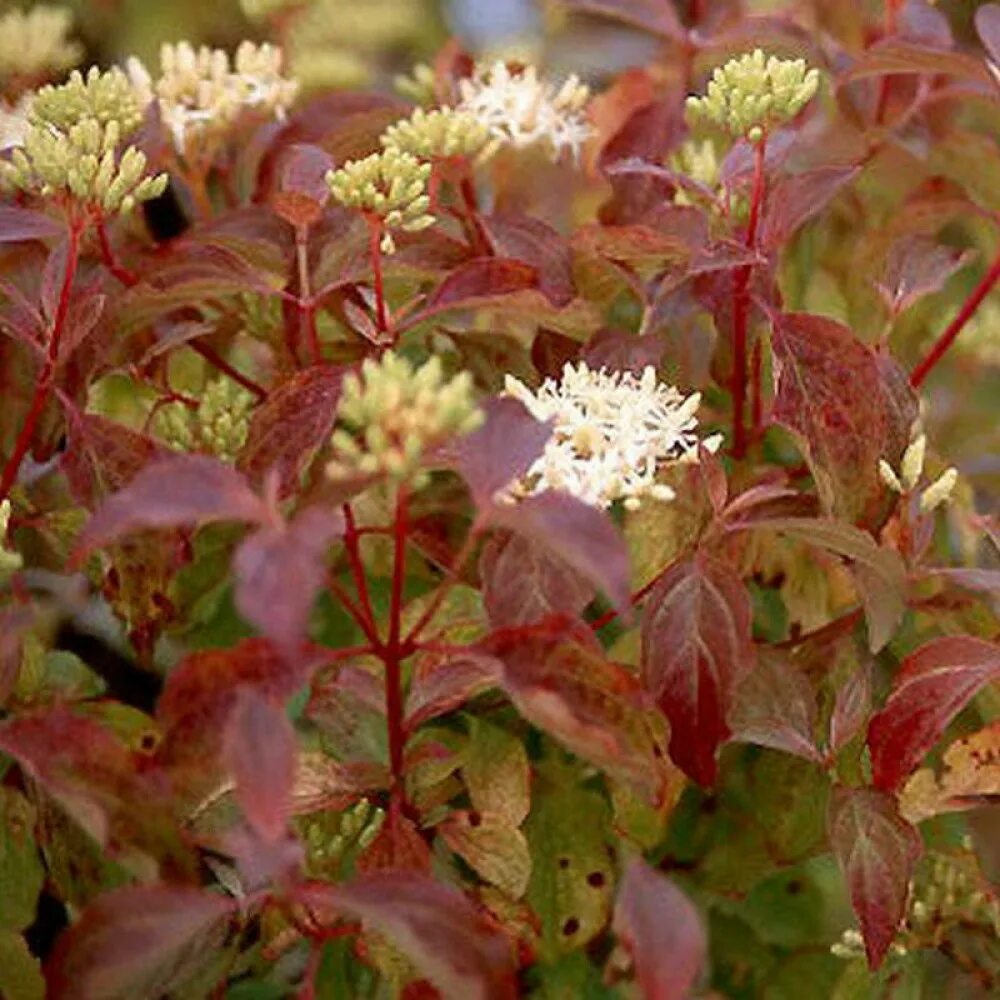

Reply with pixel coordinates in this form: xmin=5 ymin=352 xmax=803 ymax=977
xmin=501 ymin=362 xmax=721 ymax=510
xmin=126 ymin=41 xmax=298 ymax=156
xmin=456 ymin=61 xmax=592 ymax=162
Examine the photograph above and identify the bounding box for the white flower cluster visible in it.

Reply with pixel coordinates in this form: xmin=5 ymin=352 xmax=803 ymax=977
xmin=456 ymin=61 xmax=591 ymax=162
xmin=503 ymin=363 xmax=721 ymax=510
xmin=127 ymin=41 xmax=298 ymax=155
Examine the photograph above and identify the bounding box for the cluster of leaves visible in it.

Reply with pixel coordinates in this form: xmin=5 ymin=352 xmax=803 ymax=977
xmin=1 ymin=1 xmax=1000 ymax=998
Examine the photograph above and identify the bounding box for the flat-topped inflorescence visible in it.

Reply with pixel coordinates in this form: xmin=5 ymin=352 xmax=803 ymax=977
xmin=380 ymin=106 xmax=491 ymax=161
xmin=0 ymin=5 xmax=81 ymax=84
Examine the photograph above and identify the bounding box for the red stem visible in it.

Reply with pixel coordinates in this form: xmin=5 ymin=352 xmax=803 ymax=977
xmin=0 ymin=217 xmax=84 ymax=503
xmin=874 ymin=0 xmax=903 ymax=124
xmin=910 ymin=248 xmax=1000 ymax=387
xmin=188 ymin=341 xmax=267 ymax=401
xmin=590 ymin=572 xmax=664 ymax=632
xmin=96 ymin=219 xmax=139 ymax=286
xmin=730 ymin=136 xmax=767 ymax=459
xmin=296 ymin=225 xmax=320 ymax=364
xmin=368 ymin=218 xmax=389 ymax=336
xmin=341 ymin=503 xmax=379 ymax=639
xmin=384 ymin=486 xmax=409 ymax=797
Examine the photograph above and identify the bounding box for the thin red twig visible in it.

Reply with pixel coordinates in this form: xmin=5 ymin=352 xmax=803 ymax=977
xmin=384 ymin=486 xmax=409 ymax=798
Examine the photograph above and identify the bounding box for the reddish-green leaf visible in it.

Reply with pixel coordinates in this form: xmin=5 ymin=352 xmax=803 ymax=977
xmin=771 ymin=312 xmax=917 ymax=525
xmin=562 ymin=0 xmax=684 ymax=39
xmin=876 ymin=236 xmax=974 ymax=317
xmin=728 ymin=653 xmax=822 ymax=763
xmin=641 ymin=556 xmax=756 ymax=786
xmin=0 ymin=206 xmax=62 ymax=243
xmin=760 ymin=167 xmax=860 ymax=252
xmin=297 ymin=873 xmax=517 ymax=1000
xmin=481 ymin=214 xmax=575 ymax=307
xmin=79 ymin=455 xmax=268 ymax=553
xmin=828 ymin=787 xmax=922 ymax=969
xmin=841 ymin=38 xmax=992 ymax=85
xmin=222 ymin=689 xmax=296 ymax=842
xmin=237 ymin=364 xmax=345 ymax=498
xmin=405 ymin=653 xmax=503 ymax=731
xmin=829 ymin=663 xmax=872 ymax=755
xmin=234 ymin=505 xmax=343 ymax=650
xmin=46 ymin=885 xmax=234 ymax=1000
xmin=613 ymin=858 xmax=707 ymax=1000
xmin=977 ymin=4 xmax=1000 ymax=64
xmin=867 ymin=637 xmax=1000 ymax=792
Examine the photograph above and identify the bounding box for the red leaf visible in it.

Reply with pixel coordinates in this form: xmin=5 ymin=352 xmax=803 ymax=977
xmin=760 ymin=167 xmax=860 ymax=252
xmin=46 ymin=885 xmax=234 ymax=1000
xmin=613 ymin=858 xmax=707 ymax=1000
xmin=480 ymin=532 xmax=594 ymax=628
xmin=437 ymin=397 xmax=552 ymax=504
xmin=357 ymin=810 xmax=432 ymax=874
xmin=405 ymin=653 xmax=503 ymax=731
xmin=297 ymin=873 xmax=517 ymax=1000
xmin=238 ymin=364 xmax=345 ymax=498
xmin=80 ymin=454 xmax=268 ymax=553
xmin=271 ymin=143 xmax=332 ymax=228
xmin=427 ymin=258 xmax=538 ymax=310
xmin=0 ymin=206 xmax=63 ymax=243
xmin=829 ymin=663 xmax=872 ymax=755
xmin=841 ymin=38 xmax=992 ymax=85
xmin=488 ymin=491 xmax=631 ymax=619
xmin=770 ymin=312 xmax=918 ymax=525
xmin=223 ymin=689 xmax=296 ymax=842
xmin=562 ymin=0 xmax=684 ymax=39
xmin=976 ymin=4 xmax=1000 ymax=65
xmin=234 ymin=505 xmax=343 ymax=650
xmin=876 ymin=236 xmax=974 ymax=316
xmin=481 ymin=214 xmax=575 ymax=307
xmin=728 ymin=654 xmax=822 ymax=763
xmin=491 ymin=626 xmax=674 ymax=803
xmin=641 ymin=556 xmax=756 ymax=786
xmin=867 ymin=637 xmax=1000 ymax=792
xmin=828 ymin=787 xmax=922 ymax=969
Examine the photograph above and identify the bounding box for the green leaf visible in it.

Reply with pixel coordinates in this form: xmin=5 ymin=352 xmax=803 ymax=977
xmin=0 ymin=931 xmax=45 ymax=1000
xmin=0 ymin=789 xmax=44 ymax=932
xmin=462 ymin=719 xmax=531 ymax=827
xmin=525 ymin=783 xmax=614 ymax=960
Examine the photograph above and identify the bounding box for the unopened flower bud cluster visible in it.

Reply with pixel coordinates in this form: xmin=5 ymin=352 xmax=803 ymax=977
xmin=326 ymin=148 xmax=434 ymax=253
xmin=327 ymin=352 xmax=483 ymax=487
xmin=878 ymin=433 xmax=958 ymax=513
xmin=380 ymin=107 xmax=491 ymax=161
xmin=0 ymin=5 xmax=81 ymax=84
xmin=0 ymin=500 xmax=23 ymax=582
xmin=456 ymin=61 xmax=592 ymax=162
xmin=686 ymin=49 xmax=819 ymax=142
xmin=502 ymin=363 xmax=722 ymax=511
xmin=0 ymin=68 xmax=167 ymax=213
xmin=127 ymin=41 xmax=298 ymax=157
xmin=156 ymin=379 xmax=255 ymax=462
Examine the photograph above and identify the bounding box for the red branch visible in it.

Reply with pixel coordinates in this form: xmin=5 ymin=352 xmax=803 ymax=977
xmin=0 ymin=216 xmax=84 ymax=502
xmin=384 ymin=486 xmax=409 ymax=799
xmin=368 ymin=217 xmax=389 ymax=337
xmin=910 ymin=249 xmax=1000 ymax=387
xmin=730 ymin=136 xmax=767 ymax=459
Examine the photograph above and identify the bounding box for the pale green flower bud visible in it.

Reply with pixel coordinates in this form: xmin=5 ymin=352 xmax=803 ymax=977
xmin=394 ymin=63 xmax=436 ymax=107
xmin=0 ymin=5 xmax=81 ymax=83
xmin=0 ymin=499 xmax=23 ymax=582
xmin=155 ymin=379 xmax=255 ymax=461
xmin=380 ymin=107 xmax=491 ymax=161
xmin=31 ymin=66 xmax=143 ymax=136
xmin=878 ymin=459 xmax=903 ymax=494
xmin=919 ymin=467 xmax=958 ymax=513
xmin=900 ymin=434 xmax=926 ymax=492
xmin=326 ymin=148 xmax=435 ymax=252
xmin=686 ymin=48 xmax=820 ymax=141
xmin=327 ymin=351 xmax=483 ymax=487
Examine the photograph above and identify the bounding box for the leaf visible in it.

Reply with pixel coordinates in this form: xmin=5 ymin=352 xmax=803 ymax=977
xmin=728 ymin=653 xmax=822 ymax=763
xmin=481 ymin=214 xmax=575 ymax=307
xmin=867 ymin=637 xmax=1000 ymax=792
xmin=899 ymin=721 xmax=1000 ymax=823
xmin=488 ymin=491 xmax=631 ymax=619
xmin=491 ymin=626 xmax=674 ymax=803
xmin=427 ymin=258 xmax=539 ymax=310
xmin=0 ymin=932 xmax=45 ymax=1000
xmin=462 ymin=719 xmax=531 ymax=827
xmin=46 ymin=885 xmax=234 ymax=1000
xmin=641 ymin=555 xmax=756 ymax=786
xmin=438 ymin=396 xmax=552 ymax=504
xmin=841 ymin=38 xmax=993 ymax=85
xmin=234 ymin=505 xmax=343 ymax=650
xmin=829 ymin=663 xmax=872 ymax=755
xmin=79 ymin=455 xmax=268 ymax=553
xmin=480 ymin=532 xmax=595 ymax=628
xmin=0 ymin=789 xmax=44 ymax=932
xmin=770 ymin=312 xmax=918 ymax=525
xmin=357 ymin=809 xmax=432 ymax=874
xmin=237 ymin=365 xmax=345 ymax=498
xmin=977 ymin=4 xmax=1000 ymax=66
xmin=561 ymin=0 xmax=684 ymax=39
xmin=298 ymin=873 xmax=518 ymax=1000
xmin=405 ymin=653 xmax=503 ymax=731
xmin=875 ymin=236 xmax=974 ymax=316
xmin=291 ymin=752 xmax=387 ymax=814
xmin=525 ymin=783 xmax=614 ymax=959
xmin=828 ymin=787 xmax=922 ymax=969
xmin=744 ymin=517 xmax=906 ymax=654
xmin=760 ymin=167 xmax=861 ymax=252
xmin=222 ymin=689 xmax=296 ymax=842
xmin=271 ymin=143 xmax=333 ymax=228
xmin=0 ymin=206 xmax=63 ymax=244
xmin=439 ymin=812 xmax=532 ymax=898
xmin=612 ymin=858 xmax=707 ymax=1000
